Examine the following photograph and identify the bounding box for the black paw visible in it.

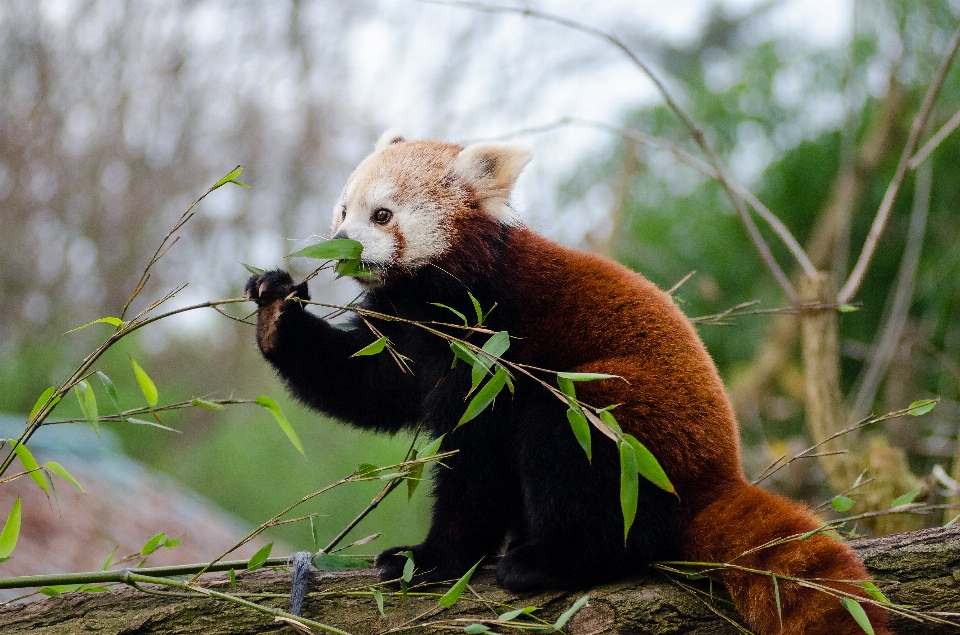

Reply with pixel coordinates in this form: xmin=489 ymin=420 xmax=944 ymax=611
xmin=496 ymin=543 xmax=578 ymax=592
xmin=375 ymin=544 xmax=479 ymax=586
xmin=244 ymin=270 xmax=310 ymax=307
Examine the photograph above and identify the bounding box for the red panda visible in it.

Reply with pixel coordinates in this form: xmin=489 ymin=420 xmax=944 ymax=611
xmin=245 ymin=131 xmax=891 ymax=635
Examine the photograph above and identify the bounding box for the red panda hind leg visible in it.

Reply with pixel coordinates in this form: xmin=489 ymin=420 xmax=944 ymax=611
xmin=683 ymin=481 xmax=892 ymax=635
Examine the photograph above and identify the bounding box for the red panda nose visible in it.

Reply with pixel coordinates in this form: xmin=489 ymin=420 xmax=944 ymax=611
xmin=332 ymin=230 xmax=350 ymax=241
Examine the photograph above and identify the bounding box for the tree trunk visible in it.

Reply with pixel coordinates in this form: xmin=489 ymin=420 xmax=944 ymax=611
xmin=3 ymin=525 xmax=960 ymax=634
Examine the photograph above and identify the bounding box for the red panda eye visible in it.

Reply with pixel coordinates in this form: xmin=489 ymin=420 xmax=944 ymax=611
xmin=372 ymin=208 xmax=392 ymax=224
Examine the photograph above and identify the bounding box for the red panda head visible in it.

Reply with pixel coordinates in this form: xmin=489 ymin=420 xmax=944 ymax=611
xmin=331 ymin=130 xmax=531 ymax=285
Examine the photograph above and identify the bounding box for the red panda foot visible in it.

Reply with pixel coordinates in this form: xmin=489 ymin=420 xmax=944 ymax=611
xmin=375 ymin=544 xmax=484 ymax=586
xmin=495 ymin=543 xmax=590 ymax=592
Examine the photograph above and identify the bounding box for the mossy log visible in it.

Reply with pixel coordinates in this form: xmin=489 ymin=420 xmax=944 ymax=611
xmin=3 ymin=525 xmax=960 ymax=634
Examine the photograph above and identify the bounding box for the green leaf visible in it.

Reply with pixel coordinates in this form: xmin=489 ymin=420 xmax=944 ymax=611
xmin=420 ymin=435 xmax=445 ymax=458
xmin=407 ymin=450 xmax=425 ymax=500
xmin=773 ymin=574 xmax=782 ymax=630
xmin=463 ymin=625 xmax=490 ymax=634
xmin=229 ymin=568 xmax=237 ymax=587
xmin=497 ymin=606 xmax=536 ymax=621
xmin=140 ymin=532 xmax=167 ymax=555
xmin=241 ymin=262 xmax=266 ymax=275
xmin=566 ymin=407 xmax=592 ymax=461
xmin=623 ymin=434 xmax=675 ymax=494
xmin=213 ymin=165 xmax=244 ymax=190
xmin=555 ymin=372 xmax=619 ymax=382
xmin=164 ymin=538 xmax=182 ymax=549
xmin=480 ymin=331 xmax=510 ymax=361
xmin=101 ymin=546 xmax=118 ymax=571
xmin=290 ymin=238 xmax=364 ymax=261
xmin=861 ymin=581 xmax=890 ymax=604
xmin=334 ymin=257 xmax=374 ymax=278
xmin=597 ymin=408 xmax=622 ymax=434
xmin=255 ymin=396 xmax=304 ymax=454
xmin=451 ymin=341 xmax=482 ymax=367
xmin=431 ymin=303 xmax=469 ymax=326
xmin=468 ymin=292 xmax=484 ymax=324
xmin=28 ymin=387 xmax=57 ymax=423
xmin=352 ymin=336 xmax=387 ymax=357
xmin=557 ymin=376 xmax=576 ymax=399
xmin=438 ymin=561 xmax=480 ymax=608
xmin=191 ymin=398 xmax=226 ymax=410
xmin=619 ymin=442 xmax=639 ymax=542
xmin=372 ymin=587 xmax=385 ymax=615
xmin=402 ymin=551 xmax=415 ymax=583
xmin=45 ymin=462 xmax=85 ymax=493
xmin=458 ymin=368 xmax=509 ymax=426
xmin=129 ymin=356 xmax=158 ymax=406
xmin=0 ymin=498 xmax=22 ymax=560
xmin=840 ymin=598 xmax=875 ymax=635
xmin=247 ymin=542 xmax=273 ymax=570
xmin=11 ymin=440 xmax=48 ymax=494
xmin=126 ymin=417 xmax=180 ymax=433
xmin=891 ymin=489 xmax=921 ymax=508
xmin=832 ymin=495 xmax=855 ymax=512
xmin=73 ymin=381 xmax=99 ymax=436
xmin=908 ymin=399 xmax=937 ymax=416
xmin=553 ymin=595 xmax=589 ymax=630
xmin=97 ymin=371 xmax=121 ymax=413
xmin=838 ymin=304 xmax=860 ymax=313
xmin=358 ymin=463 xmax=381 ymax=477
xmin=64 ymin=316 xmax=124 ymax=334
xmin=312 ymin=553 xmax=373 ymax=570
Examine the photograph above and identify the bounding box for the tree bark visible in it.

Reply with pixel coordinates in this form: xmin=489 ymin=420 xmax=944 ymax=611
xmin=3 ymin=525 xmax=960 ymax=634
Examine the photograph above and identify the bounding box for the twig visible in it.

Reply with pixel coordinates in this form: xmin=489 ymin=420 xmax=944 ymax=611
xmin=848 ymin=161 xmax=931 ymax=420
xmin=421 ymin=0 xmax=800 ymax=303
xmin=909 ymin=107 xmax=960 ymax=169
xmin=838 ymin=23 xmax=960 ymax=304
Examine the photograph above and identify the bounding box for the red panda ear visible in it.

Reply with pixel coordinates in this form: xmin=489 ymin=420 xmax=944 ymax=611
xmin=374 ymin=128 xmax=406 ymax=152
xmin=451 ymin=142 xmax=532 ymax=224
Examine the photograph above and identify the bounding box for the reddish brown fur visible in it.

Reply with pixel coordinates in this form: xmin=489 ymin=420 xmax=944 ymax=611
xmin=496 ymin=228 xmax=891 ymax=635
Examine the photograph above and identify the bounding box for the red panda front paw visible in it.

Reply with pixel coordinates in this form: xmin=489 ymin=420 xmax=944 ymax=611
xmin=244 ymin=270 xmax=310 ymax=307
xmin=375 ymin=545 xmax=479 ymax=586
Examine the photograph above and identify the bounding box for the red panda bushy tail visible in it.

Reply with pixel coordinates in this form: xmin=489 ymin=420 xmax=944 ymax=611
xmin=682 ymin=481 xmax=892 ymax=635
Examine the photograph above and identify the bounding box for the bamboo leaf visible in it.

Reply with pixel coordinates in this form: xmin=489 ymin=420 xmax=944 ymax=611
xmin=463 ymin=625 xmax=490 ymax=634
xmin=832 ymin=495 xmax=855 ymax=512
xmin=597 ymin=408 xmax=622 ymax=434
xmin=191 ymin=398 xmax=226 ymax=410
xmin=567 ymin=406 xmax=592 ymax=461
xmin=241 ymin=262 xmax=265 ymax=275
xmin=619 ymin=442 xmax=639 ymax=542
xmin=773 ymin=574 xmax=782 ymax=630
xmin=458 ymin=368 xmax=508 ymax=426
xmin=0 ymin=498 xmax=22 ymax=560
xmin=28 ymin=387 xmax=57 ymax=423
xmin=468 ymin=292 xmax=484 ymax=324
xmin=312 ymin=553 xmax=373 ymax=570
xmin=438 ymin=561 xmax=480 ymax=608
xmin=402 ymin=551 xmax=415 ymax=583
xmin=553 ymin=595 xmax=589 ymax=630
xmin=97 ymin=371 xmax=121 ymax=413
xmin=908 ymin=399 xmax=937 ymax=416
xmin=372 ymin=587 xmax=385 ymax=615
xmin=310 ymin=516 xmax=321 ymax=552
xmin=64 ymin=316 xmax=124 ymax=334
xmin=213 ymin=165 xmax=244 ymax=190
xmin=891 ymin=489 xmax=921 ymax=508
xmin=247 ymin=542 xmax=273 ymax=570
xmin=480 ymin=331 xmax=510 ymax=360
xmin=44 ymin=462 xmax=85 ymax=493
xmin=840 ymin=598 xmax=875 ymax=635
xmin=140 ymin=532 xmax=167 ymax=555
xmin=101 ymin=546 xmax=118 ymax=571
xmin=431 ymin=303 xmax=468 ymax=326
xmin=129 ymin=356 xmax=158 ymax=406
xmin=229 ymin=568 xmax=237 ymax=587
xmin=290 ymin=238 xmax=364 ymax=261
xmin=861 ymin=581 xmax=890 ymax=604
xmin=73 ymin=381 xmax=99 ymax=436
xmin=11 ymin=440 xmax=48 ymax=494
xmin=255 ymin=396 xmax=304 ymax=454
xmin=407 ymin=449 xmax=425 ymax=500
xmin=557 ymin=376 xmax=576 ymax=399
xmin=623 ymin=433 xmax=675 ymax=494
xmin=126 ymin=417 xmax=180 ymax=433
xmin=351 ymin=336 xmax=387 ymax=357
xmin=420 ymin=435 xmax=445 ymax=458
xmin=556 ymin=372 xmax=619 ymax=382
xmin=497 ymin=606 xmax=537 ymax=621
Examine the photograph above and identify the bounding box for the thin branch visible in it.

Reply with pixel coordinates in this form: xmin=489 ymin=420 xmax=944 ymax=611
xmin=421 ymin=0 xmax=800 ymax=302
xmin=848 ymin=161 xmax=932 ymax=420
xmin=909 ymin=107 xmax=960 ymax=169
xmin=838 ymin=23 xmax=960 ymax=304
